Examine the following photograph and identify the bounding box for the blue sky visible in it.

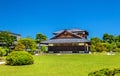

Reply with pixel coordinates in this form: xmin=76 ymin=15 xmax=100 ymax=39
xmin=0 ymin=0 xmax=120 ymax=39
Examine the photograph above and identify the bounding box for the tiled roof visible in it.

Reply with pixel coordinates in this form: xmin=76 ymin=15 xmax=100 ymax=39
xmin=53 ymin=28 xmax=85 ymax=34
xmin=42 ymin=38 xmax=90 ymax=44
xmin=51 ymin=30 xmax=84 ymax=39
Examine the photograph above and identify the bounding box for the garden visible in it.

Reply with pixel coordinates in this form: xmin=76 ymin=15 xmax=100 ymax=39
xmin=1 ymin=54 xmax=120 ymax=76
xmin=0 ymin=31 xmax=120 ymax=76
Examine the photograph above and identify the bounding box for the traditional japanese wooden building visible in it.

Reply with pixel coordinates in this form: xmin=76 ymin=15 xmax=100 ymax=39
xmin=42 ymin=28 xmax=90 ymax=53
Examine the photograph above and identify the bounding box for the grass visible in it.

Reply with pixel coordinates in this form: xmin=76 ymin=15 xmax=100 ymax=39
xmin=0 ymin=54 xmax=120 ymax=76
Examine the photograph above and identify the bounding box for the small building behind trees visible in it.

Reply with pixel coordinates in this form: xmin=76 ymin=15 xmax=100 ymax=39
xmin=42 ymin=28 xmax=90 ymax=53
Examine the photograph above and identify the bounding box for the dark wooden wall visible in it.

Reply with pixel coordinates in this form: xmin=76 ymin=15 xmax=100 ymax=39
xmin=48 ymin=46 xmax=85 ymax=52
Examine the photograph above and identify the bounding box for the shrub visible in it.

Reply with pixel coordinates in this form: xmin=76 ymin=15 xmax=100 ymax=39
xmin=0 ymin=47 xmax=6 ymax=57
xmin=88 ymin=68 xmax=120 ymax=76
xmin=116 ymin=48 xmax=120 ymax=52
xmin=28 ymin=50 xmax=35 ymax=55
xmin=6 ymin=51 xmax=34 ymax=66
xmin=41 ymin=46 xmax=48 ymax=53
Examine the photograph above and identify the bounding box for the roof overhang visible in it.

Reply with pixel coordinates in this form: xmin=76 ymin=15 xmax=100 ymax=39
xmin=42 ymin=38 xmax=90 ymax=44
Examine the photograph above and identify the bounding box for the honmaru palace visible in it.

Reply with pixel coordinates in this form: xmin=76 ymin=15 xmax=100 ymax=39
xmin=42 ymin=28 xmax=90 ymax=53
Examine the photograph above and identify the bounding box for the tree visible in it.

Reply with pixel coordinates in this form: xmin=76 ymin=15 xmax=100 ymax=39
xmin=90 ymin=37 xmax=104 ymax=52
xmin=95 ymin=43 xmax=107 ymax=52
xmin=90 ymin=37 xmax=101 ymax=52
xmin=14 ymin=42 xmax=25 ymax=51
xmin=18 ymin=38 xmax=36 ymax=52
xmin=90 ymin=34 xmax=120 ymax=53
xmin=103 ymin=33 xmax=115 ymax=43
xmin=35 ymin=33 xmax=47 ymax=50
xmin=115 ymin=35 xmax=120 ymax=42
xmin=103 ymin=42 xmax=117 ymax=52
xmin=0 ymin=31 xmax=17 ymax=49
xmin=91 ymin=37 xmax=101 ymax=45
xmin=8 ymin=35 xmax=17 ymax=46
xmin=108 ymin=43 xmax=117 ymax=52
xmin=90 ymin=45 xmax=96 ymax=52
xmin=116 ymin=42 xmax=120 ymax=48
xmin=41 ymin=45 xmax=48 ymax=53
xmin=0 ymin=31 xmax=10 ymax=47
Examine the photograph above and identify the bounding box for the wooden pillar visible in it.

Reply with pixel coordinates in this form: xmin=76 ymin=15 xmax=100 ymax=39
xmin=85 ymin=43 xmax=89 ymax=53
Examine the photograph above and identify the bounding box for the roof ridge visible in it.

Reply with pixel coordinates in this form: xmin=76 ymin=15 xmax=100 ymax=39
xmin=53 ymin=28 xmax=86 ymax=34
xmin=51 ymin=30 xmax=83 ymax=39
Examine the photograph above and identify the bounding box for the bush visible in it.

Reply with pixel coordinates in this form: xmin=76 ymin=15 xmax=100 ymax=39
xmin=88 ymin=68 xmax=120 ymax=76
xmin=6 ymin=51 xmax=34 ymax=66
xmin=116 ymin=48 xmax=120 ymax=52
xmin=41 ymin=46 xmax=48 ymax=53
xmin=0 ymin=47 xmax=6 ymax=57
xmin=28 ymin=50 xmax=35 ymax=55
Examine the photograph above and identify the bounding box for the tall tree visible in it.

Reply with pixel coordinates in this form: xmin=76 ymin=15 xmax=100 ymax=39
xmin=18 ymin=38 xmax=37 ymax=55
xmin=91 ymin=37 xmax=101 ymax=45
xmin=0 ymin=31 xmax=9 ymax=47
xmin=90 ymin=37 xmax=102 ymax=52
xmin=0 ymin=31 xmax=17 ymax=49
xmin=35 ymin=33 xmax=47 ymax=49
xmin=103 ymin=33 xmax=115 ymax=43
xmin=115 ymin=35 xmax=120 ymax=42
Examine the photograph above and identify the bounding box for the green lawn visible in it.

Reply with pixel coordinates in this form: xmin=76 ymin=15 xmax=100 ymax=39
xmin=0 ymin=54 xmax=120 ymax=76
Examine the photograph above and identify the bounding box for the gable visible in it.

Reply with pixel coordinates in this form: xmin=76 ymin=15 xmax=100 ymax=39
xmin=51 ymin=30 xmax=82 ymax=39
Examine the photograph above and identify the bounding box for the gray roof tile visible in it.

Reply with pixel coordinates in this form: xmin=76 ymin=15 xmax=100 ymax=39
xmin=53 ymin=28 xmax=85 ymax=34
xmin=42 ymin=38 xmax=90 ymax=44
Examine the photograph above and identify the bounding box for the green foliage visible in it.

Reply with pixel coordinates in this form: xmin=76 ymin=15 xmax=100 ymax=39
xmin=0 ymin=31 xmax=17 ymax=48
xmin=102 ymin=43 xmax=117 ymax=52
xmin=90 ymin=37 xmax=104 ymax=52
xmin=91 ymin=37 xmax=101 ymax=45
xmin=41 ymin=46 xmax=48 ymax=52
xmin=90 ymin=42 xmax=107 ymax=52
xmin=6 ymin=51 xmax=34 ymax=66
xmin=88 ymin=68 xmax=120 ymax=76
xmin=28 ymin=50 xmax=35 ymax=55
xmin=103 ymin=33 xmax=115 ymax=43
xmin=88 ymin=68 xmax=110 ymax=76
xmin=115 ymin=35 xmax=120 ymax=42
xmin=116 ymin=42 xmax=120 ymax=48
xmin=90 ymin=45 xmax=96 ymax=52
xmin=115 ymin=48 xmax=120 ymax=52
xmin=91 ymin=33 xmax=120 ymax=53
xmin=14 ymin=42 xmax=25 ymax=51
xmin=0 ymin=47 xmax=6 ymax=57
xmin=35 ymin=33 xmax=47 ymax=51
xmin=18 ymin=38 xmax=36 ymax=51
xmin=36 ymin=33 xmax=47 ymax=43
xmin=95 ymin=43 xmax=107 ymax=52
xmin=3 ymin=48 xmax=9 ymax=56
